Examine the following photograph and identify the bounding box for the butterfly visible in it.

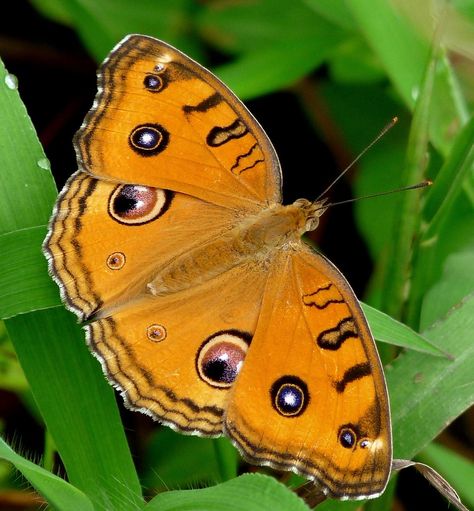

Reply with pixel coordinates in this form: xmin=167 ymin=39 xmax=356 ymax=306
xmin=43 ymin=34 xmax=392 ymax=500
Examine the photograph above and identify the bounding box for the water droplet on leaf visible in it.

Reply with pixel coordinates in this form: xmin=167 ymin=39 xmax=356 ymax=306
xmin=5 ymin=73 xmax=18 ymax=90
xmin=37 ymin=158 xmax=51 ymax=171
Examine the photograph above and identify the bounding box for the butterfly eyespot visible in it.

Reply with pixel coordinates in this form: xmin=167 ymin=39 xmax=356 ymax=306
xmin=271 ymin=376 xmax=309 ymax=417
xmin=143 ymin=74 xmax=163 ymax=92
xmin=108 ymin=185 xmax=172 ymax=225
xmin=196 ymin=330 xmax=251 ymax=389
xmin=153 ymin=63 xmax=165 ymax=72
xmin=339 ymin=427 xmax=357 ymax=449
xmin=106 ymin=252 xmax=125 ymax=270
xmin=129 ymin=123 xmax=169 ymax=156
xmin=147 ymin=324 xmax=167 ymax=342
xmin=359 ymin=439 xmax=370 ymax=449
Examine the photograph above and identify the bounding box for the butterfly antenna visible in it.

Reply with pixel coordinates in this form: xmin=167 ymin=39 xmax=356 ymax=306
xmin=315 ymin=117 xmax=399 ymax=202
xmin=314 ymin=180 xmax=432 ymax=212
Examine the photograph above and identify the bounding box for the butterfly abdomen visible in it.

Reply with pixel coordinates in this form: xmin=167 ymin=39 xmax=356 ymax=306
xmin=147 ymin=202 xmax=313 ymax=296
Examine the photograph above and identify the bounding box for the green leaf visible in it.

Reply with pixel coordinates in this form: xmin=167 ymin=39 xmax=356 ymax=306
xmin=387 ymin=294 xmax=474 ymax=460
xmin=303 ymin=0 xmax=356 ymax=30
xmin=145 ymin=473 xmax=310 ymax=511
xmin=0 ymin=226 xmax=60 ymax=319
xmin=328 ymin=37 xmax=386 ymax=84
xmin=420 ymin=245 xmax=474 ymax=329
xmin=8 ymin=309 xmax=141 ymax=509
xmin=200 ymin=0 xmax=347 ymax=99
xmin=0 ymin=62 xmax=57 ymax=235
xmin=142 ymin=433 xmax=237 ymax=493
xmin=47 ymin=0 xmax=202 ymax=62
xmin=0 ymin=437 xmax=94 ymax=511
xmin=347 ymin=0 xmax=427 ymax=107
xmin=408 ymin=116 xmax=474 ymax=327
xmin=29 ymin=0 xmax=74 ymax=26
xmin=0 ymin=324 xmax=28 ymax=393
xmin=377 ymin=21 xmax=437 ymax=320
xmin=422 ymin=116 xmax=474 ymax=226
xmin=347 ymin=0 xmax=467 ymax=155
xmin=141 ymin=428 xmax=222 ymax=490
xmin=361 ymin=303 xmax=446 ymax=357
xmin=7 ymin=308 xmax=145 ymax=510
xmin=309 ymin=498 xmax=362 ymax=511
xmin=213 ymin=437 xmax=238 ymax=482
xmin=199 ymin=0 xmax=341 ymax=54
xmin=0 ymin=56 xmax=60 ymax=319
xmin=0 ymin=54 xmax=143 ymax=511
xmin=215 ymin=35 xmax=343 ymax=101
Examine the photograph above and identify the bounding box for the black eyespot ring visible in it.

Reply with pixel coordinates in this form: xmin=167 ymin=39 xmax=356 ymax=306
xmin=108 ymin=185 xmax=172 ymax=225
xmin=270 ymin=375 xmax=309 ymax=417
xmin=144 ymin=74 xmax=163 ymax=92
xmin=129 ymin=123 xmax=169 ymax=156
xmin=106 ymin=252 xmax=125 ymax=270
xmin=147 ymin=324 xmax=167 ymax=342
xmin=196 ymin=330 xmax=251 ymax=389
xmin=339 ymin=426 xmax=357 ymax=449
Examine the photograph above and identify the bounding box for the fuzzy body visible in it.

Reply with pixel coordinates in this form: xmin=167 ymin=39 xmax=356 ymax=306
xmin=148 ymin=199 xmax=326 ymax=296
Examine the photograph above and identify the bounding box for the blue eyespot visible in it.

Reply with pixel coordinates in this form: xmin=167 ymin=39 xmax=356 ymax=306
xmin=129 ymin=124 xmax=169 ymax=156
xmin=143 ymin=74 xmax=163 ymax=91
xmin=339 ymin=426 xmax=358 ymax=449
xmin=271 ymin=376 xmax=309 ymax=417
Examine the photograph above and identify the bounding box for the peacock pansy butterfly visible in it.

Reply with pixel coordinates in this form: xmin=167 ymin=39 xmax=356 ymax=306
xmin=43 ymin=34 xmax=392 ymax=500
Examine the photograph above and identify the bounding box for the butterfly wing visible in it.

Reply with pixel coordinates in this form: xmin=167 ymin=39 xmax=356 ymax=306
xmin=86 ymin=260 xmax=267 ymax=435
xmin=75 ymin=34 xmax=281 ymax=211
xmin=46 ymin=33 xmax=392 ymax=499
xmin=44 ymin=173 xmax=242 ymax=320
xmin=225 ymin=247 xmax=392 ymax=499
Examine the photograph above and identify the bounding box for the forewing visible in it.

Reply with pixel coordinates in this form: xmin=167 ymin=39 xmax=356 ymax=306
xmin=75 ymin=35 xmax=282 ymax=211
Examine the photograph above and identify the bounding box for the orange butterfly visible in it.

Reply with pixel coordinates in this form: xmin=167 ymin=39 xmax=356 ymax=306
xmin=44 ymin=34 xmax=392 ymax=500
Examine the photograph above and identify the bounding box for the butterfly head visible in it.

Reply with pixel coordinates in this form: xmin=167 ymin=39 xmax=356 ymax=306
xmin=293 ymin=198 xmax=329 ymax=233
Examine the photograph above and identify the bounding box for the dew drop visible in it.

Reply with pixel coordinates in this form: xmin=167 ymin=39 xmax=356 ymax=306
xmin=37 ymin=158 xmax=51 ymax=171
xmin=5 ymin=73 xmax=18 ymax=90
xmin=411 ymin=85 xmax=419 ymax=102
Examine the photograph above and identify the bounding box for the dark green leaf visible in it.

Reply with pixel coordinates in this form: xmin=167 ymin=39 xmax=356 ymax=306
xmin=142 ymin=428 xmax=222 ymax=491
xmin=7 ymin=308 xmax=144 ymax=510
xmin=420 ymin=245 xmax=474 ymax=329
xmin=199 ymin=0 xmax=341 ymax=54
xmin=0 ymin=437 xmax=94 ymax=511
xmin=0 ymin=54 xmax=143 ymax=511
xmin=387 ymin=294 xmax=474 ymax=460
xmin=347 ymin=0 xmax=467 ymax=155
xmin=408 ymin=116 xmax=474 ymax=326
xmin=145 ymin=473 xmax=310 ymax=511
xmin=215 ymin=36 xmax=343 ymax=100
xmin=48 ymin=0 xmax=202 ymax=62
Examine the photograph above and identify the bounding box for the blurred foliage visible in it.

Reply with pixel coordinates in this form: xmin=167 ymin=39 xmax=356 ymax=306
xmin=0 ymin=0 xmax=473 ymax=510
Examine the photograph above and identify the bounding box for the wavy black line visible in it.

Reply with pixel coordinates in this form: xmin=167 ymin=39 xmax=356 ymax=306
xmin=334 ymin=362 xmax=371 ymax=393
xmin=316 ymin=317 xmax=358 ymax=350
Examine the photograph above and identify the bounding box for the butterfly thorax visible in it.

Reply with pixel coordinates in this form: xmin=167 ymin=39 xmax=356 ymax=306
xmin=148 ymin=199 xmax=327 ymax=297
